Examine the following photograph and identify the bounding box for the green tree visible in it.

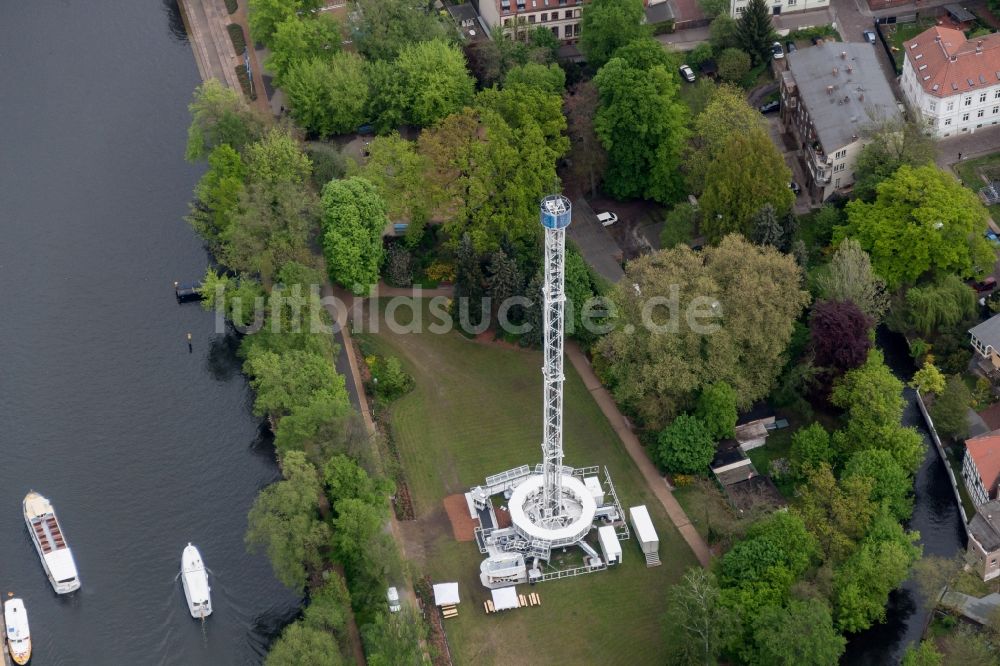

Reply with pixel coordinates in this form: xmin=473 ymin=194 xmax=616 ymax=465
xmin=737 ymin=0 xmax=777 ymax=65
xmin=901 ymin=275 xmax=977 ymax=337
xmin=815 ymin=238 xmax=889 ymax=322
xmin=246 ymin=451 xmax=328 ymax=591
xmin=504 ymin=62 xmax=566 ymax=94
xmin=352 ymin=0 xmax=447 ymax=62
xmin=663 ymin=568 xmax=740 ymax=666
xmin=657 ymin=414 xmax=716 ymax=474
xmin=320 ymin=177 xmax=388 ymax=292
xmin=687 ymin=43 xmax=716 ymax=68
xmin=364 ymin=59 xmax=406 ymax=134
xmin=419 ymin=106 xmax=558 ymax=255
xmin=795 ymin=463 xmax=877 ymax=563
xmin=265 ymin=12 xmax=342 ymax=84
xmin=332 ymin=498 xmax=389 ymax=576
xmin=302 ymin=574 xmax=352 ymax=634
xmin=324 ymin=454 xmax=388 ymax=507
xmin=187 ymin=144 xmax=246 ymax=248
xmin=594 ymin=57 xmax=689 ymax=203
xmin=284 ymin=53 xmax=367 ymax=137
xmin=596 ymin=237 xmax=809 ymax=428
xmin=225 ymin=180 xmax=319 ymax=284
xmin=853 ymin=119 xmax=936 ymax=202
xmin=830 ymin=349 xmax=923 ymax=471
xmin=838 ymin=164 xmax=994 ymax=288
xmin=396 ymin=39 xmax=475 ymax=128
xmin=186 ymin=79 xmax=269 ymax=161
xmin=660 ymin=202 xmax=698 ymax=249
xmin=700 ymin=129 xmax=794 ymax=242
xmin=687 ymin=85 xmax=765 ymax=186
xmin=710 ymin=15 xmax=740 ymax=51
xmin=359 ymin=133 xmax=434 ymax=234
xmin=580 ymin=0 xmax=650 ymax=68
xmin=198 ymin=269 xmax=268 ymax=330
xmin=362 ymin=609 xmax=428 ymax=666
xmin=612 ymin=36 xmax=678 ymax=72
xmin=248 ymin=0 xmax=321 ymax=48
xmin=901 ymin=640 xmax=943 ymax=666
xmin=695 ymin=382 xmax=738 ymax=440
xmin=274 ymin=397 xmax=360 ymax=463
xmin=244 ymin=348 xmax=347 ymax=418
xmin=833 ymin=509 xmax=921 ymax=632
xmin=751 ymin=600 xmax=845 ymax=666
xmin=930 ymin=374 xmax=973 ymax=439
xmin=844 ymin=448 xmax=913 ymax=521
xmin=910 ymin=361 xmax=946 ymax=395
xmin=718 ymin=511 xmax=818 ymax=617
xmin=751 ymin=203 xmax=785 ymax=249
xmin=717 ymin=47 xmax=751 ymax=84
xmin=265 ymin=621 xmax=344 ymax=666
xmin=790 ymin=422 xmax=833 ymax=476
xmin=244 ymin=128 xmax=313 ymax=186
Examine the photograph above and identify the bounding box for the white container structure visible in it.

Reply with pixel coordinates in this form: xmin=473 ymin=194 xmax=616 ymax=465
xmin=629 ymin=505 xmax=660 ymax=567
xmin=181 ymin=543 xmax=212 ymax=618
xmin=597 ymin=525 xmax=622 ymax=565
xmin=584 ymin=476 xmax=605 ymax=506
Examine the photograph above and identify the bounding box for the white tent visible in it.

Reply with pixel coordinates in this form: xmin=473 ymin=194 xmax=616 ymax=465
xmin=491 ymin=586 xmax=520 ymax=611
xmin=433 ymin=582 xmax=460 ymax=607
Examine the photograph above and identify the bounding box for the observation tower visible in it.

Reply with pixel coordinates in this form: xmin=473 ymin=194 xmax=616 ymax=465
xmin=468 ymin=196 xmax=627 ymax=589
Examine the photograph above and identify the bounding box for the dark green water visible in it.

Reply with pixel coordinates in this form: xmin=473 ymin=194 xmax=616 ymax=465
xmin=0 ymin=2 xmax=298 ymax=663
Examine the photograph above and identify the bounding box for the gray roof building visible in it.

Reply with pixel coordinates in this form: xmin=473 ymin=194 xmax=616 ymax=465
xmin=971 ymin=313 xmax=1000 ymax=353
xmin=970 ymin=500 xmax=1000 ymax=552
xmin=785 ymin=42 xmax=901 ymax=151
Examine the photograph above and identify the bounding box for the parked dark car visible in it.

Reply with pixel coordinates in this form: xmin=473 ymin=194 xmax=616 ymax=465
xmin=973 ymin=277 xmax=998 ymax=292
xmin=789 ymin=181 xmax=801 ymax=195
xmin=786 ymin=41 xmax=797 ymax=53
xmin=759 ymin=100 xmax=780 ymax=114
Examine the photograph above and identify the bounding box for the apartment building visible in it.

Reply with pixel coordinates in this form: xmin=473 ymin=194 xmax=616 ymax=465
xmin=471 ymin=0 xmax=586 ymax=43
xmin=730 ymin=0 xmax=828 ymax=17
xmin=779 ymin=42 xmax=901 ymax=201
xmin=901 ymin=26 xmax=1000 ymax=138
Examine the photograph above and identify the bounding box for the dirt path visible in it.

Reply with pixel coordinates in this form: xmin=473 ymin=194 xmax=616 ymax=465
xmin=564 ymin=342 xmax=713 ymax=568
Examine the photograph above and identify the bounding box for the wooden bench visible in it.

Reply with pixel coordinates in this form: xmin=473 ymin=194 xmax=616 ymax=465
xmin=443 ymin=609 xmax=458 ymax=619
xmin=519 ymin=594 xmax=527 ymax=607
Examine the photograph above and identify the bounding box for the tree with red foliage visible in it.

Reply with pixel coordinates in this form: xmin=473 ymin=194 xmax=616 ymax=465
xmin=810 ymin=300 xmax=873 ymax=376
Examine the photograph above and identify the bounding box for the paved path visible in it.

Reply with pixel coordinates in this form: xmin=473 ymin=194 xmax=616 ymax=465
xmin=565 ymin=342 xmax=713 ymax=567
xmin=569 ymin=198 xmax=625 ymax=283
xmin=178 ymin=0 xmax=242 ymax=91
xmin=936 ymin=124 xmax=1000 ymax=169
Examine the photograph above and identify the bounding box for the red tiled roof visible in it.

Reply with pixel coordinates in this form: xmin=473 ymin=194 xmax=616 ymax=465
xmin=980 ymin=401 xmax=1000 ymax=431
xmin=967 ymin=431 xmax=1000 ymax=492
xmin=904 ymin=26 xmax=1000 ymax=98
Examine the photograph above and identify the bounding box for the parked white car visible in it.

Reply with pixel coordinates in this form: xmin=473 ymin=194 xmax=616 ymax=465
xmin=597 ymin=211 xmax=618 ymax=227
xmin=771 ymin=42 xmax=785 ymax=60
xmin=387 ymin=586 xmax=401 ymax=613
xmin=678 ymin=64 xmax=695 ymax=83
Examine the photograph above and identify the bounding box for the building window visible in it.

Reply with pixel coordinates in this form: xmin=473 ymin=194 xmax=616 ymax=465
xmin=565 ymin=9 xmax=572 ymax=18
xmin=787 ymin=0 xmax=796 ymax=4
xmin=994 ymin=106 xmax=999 ymax=114
xmin=835 ymin=178 xmax=841 ymax=188
xmin=966 ymin=96 xmax=973 ymax=106
xmin=541 ymin=12 xmax=547 ymax=21
xmin=574 ymin=22 xmax=580 ymax=36
xmin=736 ymin=5 xmax=744 ymax=12
xmin=963 ymin=113 xmax=970 ymax=121
xmin=947 ymin=101 xmax=955 ymax=111
xmin=929 ymin=102 xmax=937 ymax=112
xmin=529 ymin=14 xmax=535 ymax=23
xmin=994 ymin=90 xmax=1000 ymax=99
xmin=834 ymin=163 xmax=846 ymax=173
xmin=982 ymin=93 xmax=989 ymax=103
xmin=945 ymin=118 xmax=952 ymax=125
xmin=551 ymin=26 xmax=558 ymax=37
xmin=980 ymin=109 xmax=986 ymax=117
xmin=835 ymin=149 xmax=846 ymax=159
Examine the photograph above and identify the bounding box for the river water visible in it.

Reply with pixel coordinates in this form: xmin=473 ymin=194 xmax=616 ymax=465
xmin=0 ymin=2 xmax=298 ymax=664
xmin=842 ymin=329 xmax=967 ymax=664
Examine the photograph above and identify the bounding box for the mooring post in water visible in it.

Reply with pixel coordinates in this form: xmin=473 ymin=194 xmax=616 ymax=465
xmin=187 ymin=332 xmax=192 ymax=354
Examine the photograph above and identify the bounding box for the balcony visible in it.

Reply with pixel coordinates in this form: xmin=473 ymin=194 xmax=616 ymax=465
xmin=807 ymin=144 xmax=832 ymax=184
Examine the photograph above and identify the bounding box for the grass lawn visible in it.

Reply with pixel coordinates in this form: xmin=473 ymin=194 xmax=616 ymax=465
xmin=359 ymin=300 xmax=697 ymax=665
xmin=954 ymin=152 xmax=1000 ymax=221
xmin=886 ymin=19 xmax=937 ymax=71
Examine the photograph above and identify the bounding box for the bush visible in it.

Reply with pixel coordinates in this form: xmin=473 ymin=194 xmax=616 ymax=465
xmin=652 ymin=20 xmax=676 ymax=35
xmin=717 ymin=47 xmax=751 ymax=85
xmin=425 ymin=261 xmax=456 ymax=284
xmin=227 ymin=23 xmax=247 ymax=55
xmin=687 ymin=43 xmax=715 ymax=68
xmin=785 ymin=24 xmax=839 ymax=42
xmin=368 ymin=355 xmax=414 ymax=402
xmin=661 ymin=203 xmax=699 ymax=248
xmin=384 ymin=243 xmax=413 ymax=288
xmin=305 ymin=143 xmax=348 ymax=188
xmin=656 ymin=414 xmax=716 ymax=474
xmin=225 ymin=0 xmax=238 ymax=14
xmin=235 ymin=64 xmax=255 ymax=100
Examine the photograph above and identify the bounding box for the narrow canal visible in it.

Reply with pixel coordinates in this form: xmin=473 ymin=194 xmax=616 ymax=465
xmin=842 ymin=328 xmax=967 ymax=664
xmin=0 ymin=2 xmax=298 ymax=663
